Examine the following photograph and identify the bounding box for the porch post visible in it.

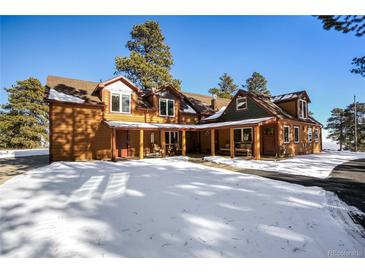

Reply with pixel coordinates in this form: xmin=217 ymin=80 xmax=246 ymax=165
xmin=254 ymin=125 xmax=261 ymax=160
xmin=111 ymin=127 xmax=116 ymax=161
xmin=229 ymin=127 xmax=234 ymax=158
xmin=161 ymin=129 xmax=166 ymax=157
xmin=210 ymin=129 xmax=215 ymax=156
xmin=182 ymin=129 xmax=186 ymax=156
xmin=139 ymin=129 xmax=144 ymax=160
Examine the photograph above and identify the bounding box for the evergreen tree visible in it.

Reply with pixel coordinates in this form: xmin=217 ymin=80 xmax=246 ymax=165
xmin=317 ymin=16 xmax=365 ymax=77
xmin=209 ymin=73 xmax=238 ymax=99
xmin=326 ymin=103 xmax=365 ymax=152
xmin=115 ymin=20 xmax=181 ymax=89
xmin=325 ymin=108 xmax=346 ymax=151
xmin=244 ymin=72 xmax=270 ymax=96
xmin=0 ymin=78 xmax=48 ymax=149
xmin=343 ymin=102 xmax=365 ymax=151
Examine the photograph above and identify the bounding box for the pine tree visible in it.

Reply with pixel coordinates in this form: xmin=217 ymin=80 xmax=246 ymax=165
xmin=317 ymin=16 xmax=365 ymax=77
xmin=209 ymin=73 xmax=238 ymax=99
xmin=343 ymin=102 xmax=365 ymax=151
xmin=325 ymin=108 xmax=346 ymax=151
xmin=0 ymin=78 xmax=48 ymax=149
xmin=244 ymin=72 xmax=270 ymax=96
xmin=115 ymin=20 xmax=181 ymax=89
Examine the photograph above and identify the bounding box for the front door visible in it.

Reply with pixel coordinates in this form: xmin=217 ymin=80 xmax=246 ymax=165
xmin=116 ymin=130 xmax=128 ymax=158
xmin=262 ymin=126 xmax=275 ymax=155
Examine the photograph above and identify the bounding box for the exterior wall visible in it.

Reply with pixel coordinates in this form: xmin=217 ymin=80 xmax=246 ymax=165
xmin=217 ymin=129 xmax=230 ymax=151
xmin=199 ymin=130 xmax=211 ymax=154
xmin=220 ymin=93 xmax=272 ymax=122
xmin=278 ymin=120 xmax=322 ymax=156
xmin=49 ymin=102 xmax=111 ymax=161
xmin=179 ymin=114 xmax=200 ymax=124
xmin=102 ymin=86 xmax=200 ymax=124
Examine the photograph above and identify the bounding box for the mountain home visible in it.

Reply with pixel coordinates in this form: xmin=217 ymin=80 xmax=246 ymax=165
xmin=46 ymin=75 xmax=322 ymax=162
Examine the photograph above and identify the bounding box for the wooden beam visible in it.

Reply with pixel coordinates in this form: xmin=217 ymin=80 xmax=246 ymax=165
xmin=182 ymin=129 xmax=186 ymax=156
xmin=229 ymin=127 xmax=234 ymax=158
xmin=139 ymin=129 xmax=144 ymax=160
xmin=111 ymin=128 xmax=116 ymax=161
xmin=161 ymin=129 xmax=166 ymax=157
xmin=210 ymin=129 xmax=215 ymax=156
xmin=254 ymin=125 xmax=261 ymax=160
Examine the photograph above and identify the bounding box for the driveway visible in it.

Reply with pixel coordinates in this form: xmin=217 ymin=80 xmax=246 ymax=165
xmin=200 ymin=158 xmax=365 ymax=228
xmin=0 ymin=158 xmax=363 ymax=257
xmin=0 ymin=155 xmax=49 ymax=184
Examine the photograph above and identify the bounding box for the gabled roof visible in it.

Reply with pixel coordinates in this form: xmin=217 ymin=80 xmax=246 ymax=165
xmin=272 ymin=90 xmax=311 ymax=103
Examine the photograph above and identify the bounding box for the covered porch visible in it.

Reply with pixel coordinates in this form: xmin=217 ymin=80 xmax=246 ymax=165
xmin=105 ymin=117 xmax=276 ymax=161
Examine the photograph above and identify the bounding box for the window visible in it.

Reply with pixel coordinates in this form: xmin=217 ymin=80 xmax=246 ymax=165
xmin=283 ymin=125 xmax=290 ymax=143
xmin=298 ymin=99 xmax=307 ymax=119
xmin=165 ymin=131 xmax=179 ymax=145
xmin=110 ymin=93 xmax=131 ymax=113
xmin=308 ymin=127 xmax=313 ymax=143
xmin=314 ymin=128 xmax=319 ymax=143
xmin=151 ymin=132 xmax=155 ymax=144
xmin=236 ymin=97 xmax=247 ymax=110
xmin=294 ymin=126 xmax=300 ymax=143
xmin=234 ymin=128 xmax=252 ymax=143
xmin=160 ymin=98 xmax=174 ymax=116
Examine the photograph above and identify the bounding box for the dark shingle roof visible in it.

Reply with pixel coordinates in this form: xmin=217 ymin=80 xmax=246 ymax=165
xmin=46 ymin=75 xmax=102 ymax=105
xmin=272 ymin=90 xmax=311 ymax=103
xmin=182 ymin=92 xmax=231 ymax=115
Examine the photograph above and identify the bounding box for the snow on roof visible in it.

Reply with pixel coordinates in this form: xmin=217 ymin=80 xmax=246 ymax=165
xmin=202 ymin=106 xmax=226 ymax=121
xmin=181 ymin=104 xmax=197 ymax=114
xmin=105 ymin=117 xmax=274 ymax=130
xmin=48 ymin=88 xmax=85 ymax=104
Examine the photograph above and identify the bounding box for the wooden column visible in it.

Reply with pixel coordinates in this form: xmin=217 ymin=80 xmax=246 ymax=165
xmin=210 ymin=129 xmax=215 ymax=156
xmin=254 ymin=125 xmax=261 ymax=160
xmin=161 ymin=130 xmax=166 ymax=157
xmin=229 ymin=127 xmax=234 ymax=158
xmin=139 ymin=129 xmax=144 ymax=160
xmin=111 ymin=128 xmax=116 ymax=161
xmin=182 ymin=129 xmax=186 ymax=156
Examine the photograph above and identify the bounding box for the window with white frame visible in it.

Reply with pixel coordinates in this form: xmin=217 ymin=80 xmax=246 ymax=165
xmin=283 ymin=125 xmax=290 ymax=143
xmin=308 ymin=127 xmax=313 ymax=142
xmin=159 ymin=98 xmax=174 ymax=117
xmin=111 ymin=93 xmax=131 ymax=113
xmin=236 ymin=97 xmax=247 ymax=110
xmin=298 ymin=99 xmax=308 ymax=119
xmin=294 ymin=126 xmax=300 ymax=143
xmin=234 ymin=128 xmax=252 ymax=143
xmin=314 ymin=128 xmax=319 ymax=143
xmin=165 ymin=131 xmax=179 ymax=145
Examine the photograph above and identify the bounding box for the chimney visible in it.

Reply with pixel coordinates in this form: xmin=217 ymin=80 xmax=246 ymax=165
xmin=211 ymin=94 xmax=217 ymax=111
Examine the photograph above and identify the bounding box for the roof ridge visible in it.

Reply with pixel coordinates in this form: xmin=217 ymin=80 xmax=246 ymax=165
xmin=47 ymin=75 xmax=99 ymax=85
xmin=271 ymin=90 xmax=306 ymax=98
xmin=182 ymin=91 xmax=231 ymax=101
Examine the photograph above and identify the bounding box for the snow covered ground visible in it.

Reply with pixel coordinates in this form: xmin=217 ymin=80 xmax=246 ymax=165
xmin=0 ymin=148 xmax=49 ymax=159
xmin=0 ymin=158 xmax=364 ymax=257
xmin=204 ymin=151 xmax=365 ymax=179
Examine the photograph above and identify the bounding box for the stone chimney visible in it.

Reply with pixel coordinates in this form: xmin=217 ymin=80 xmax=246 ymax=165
xmin=211 ymin=94 xmax=217 ymax=111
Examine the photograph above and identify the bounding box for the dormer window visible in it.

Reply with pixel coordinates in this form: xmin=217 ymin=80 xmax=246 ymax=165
xmin=236 ymin=97 xmax=247 ymax=111
xmin=159 ymin=98 xmax=175 ymax=117
xmin=298 ymin=99 xmax=307 ymax=119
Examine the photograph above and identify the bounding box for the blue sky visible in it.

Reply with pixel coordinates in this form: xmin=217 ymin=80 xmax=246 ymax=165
xmin=0 ymin=16 xmax=364 ymax=125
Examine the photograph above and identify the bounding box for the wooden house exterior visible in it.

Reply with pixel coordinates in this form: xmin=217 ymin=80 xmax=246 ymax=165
xmin=46 ymin=75 xmax=322 ymax=162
